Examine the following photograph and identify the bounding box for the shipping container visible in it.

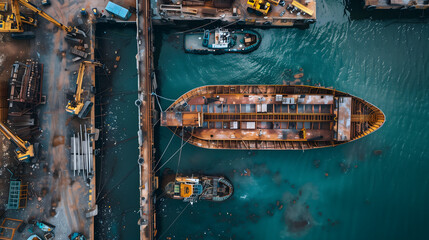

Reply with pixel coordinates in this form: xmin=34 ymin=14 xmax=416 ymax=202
xmin=105 ymin=1 xmax=132 ymax=20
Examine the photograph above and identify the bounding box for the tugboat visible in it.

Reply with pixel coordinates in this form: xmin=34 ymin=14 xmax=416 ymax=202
xmin=184 ymin=28 xmax=261 ymax=54
xmin=164 ymin=174 xmax=233 ymax=203
xmin=161 ymin=85 xmax=386 ymax=150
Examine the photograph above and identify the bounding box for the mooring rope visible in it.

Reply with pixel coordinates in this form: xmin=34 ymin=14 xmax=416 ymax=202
xmin=151 ymin=92 xmax=176 ymax=102
xmin=174 ymin=19 xmax=221 ymax=34
xmin=152 ymin=118 xmax=160 ymax=127
xmin=158 ymin=202 xmax=192 ymax=239
xmin=154 ymin=93 xmax=163 ymax=112
xmin=174 ymin=128 xmax=185 ymax=180
xmin=175 ymin=19 xmax=241 ymax=35
xmin=96 ymin=167 xmax=138 ymax=203
xmin=153 ymin=127 xmax=178 ymax=170
xmin=154 ymin=134 xmax=192 ymax=173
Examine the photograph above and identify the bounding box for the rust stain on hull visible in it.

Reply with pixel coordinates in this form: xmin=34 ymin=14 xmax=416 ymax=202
xmin=161 ymin=85 xmax=385 ymax=150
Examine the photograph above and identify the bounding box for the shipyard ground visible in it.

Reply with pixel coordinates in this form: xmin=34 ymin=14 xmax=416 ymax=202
xmin=152 ymin=0 xmax=316 ymax=27
xmin=0 ymin=0 xmax=139 ymax=239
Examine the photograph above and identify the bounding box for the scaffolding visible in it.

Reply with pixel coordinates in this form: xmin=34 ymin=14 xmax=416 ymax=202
xmin=0 ymin=218 xmax=23 ymax=240
xmin=6 ymin=180 xmax=28 ymax=209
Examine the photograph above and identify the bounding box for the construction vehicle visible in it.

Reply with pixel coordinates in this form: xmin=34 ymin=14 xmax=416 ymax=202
xmin=0 ymin=2 xmax=7 ymax=12
xmin=267 ymin=0 xmax=280 ymax=5
xmin=247 ymin=0 xmax=271 ymax=15
xmin=66 ymin=61 xmax=102 ymax=117
xmin=69 ymin=232 xmax=86 ymax=240
xmin=40 ymin=0 xmax=50 ymax=6
xmin=0 ymin=0 xmax=85 ymax=37
xmin=92 ymin=8 xmax=99 ymax=18
xmin=80 ymin=8 xmax=87 ymax=17
xmin=0 ymin=121 xmax=34 ymax=161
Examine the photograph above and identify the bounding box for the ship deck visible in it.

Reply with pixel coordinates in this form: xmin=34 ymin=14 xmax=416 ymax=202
xmin=161 ymin=85 xmax=385 ymax=150
xmin=184 ymin=31 xmax=252 ymax=51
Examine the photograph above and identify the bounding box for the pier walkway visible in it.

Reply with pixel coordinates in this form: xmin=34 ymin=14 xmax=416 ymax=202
xmin=136 ymin=0 xmax=156 ymax=239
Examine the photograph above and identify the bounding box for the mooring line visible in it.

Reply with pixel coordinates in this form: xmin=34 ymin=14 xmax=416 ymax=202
xmin=151 ymin=92 xmax=176 ymax=102
xmin=153 ymin=127 xmax=178 ymax=170
xmin=154 ymin=134 xmax=192 ymax=173
xmin=174 ymin=128 xmax=185 ymax=180
xmin=158 ymin=202 xmax=192 ymax=239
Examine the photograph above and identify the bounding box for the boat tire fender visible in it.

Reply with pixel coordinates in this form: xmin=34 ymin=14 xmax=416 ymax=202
xmin=135 ymin=99 xmax=142 ymax=107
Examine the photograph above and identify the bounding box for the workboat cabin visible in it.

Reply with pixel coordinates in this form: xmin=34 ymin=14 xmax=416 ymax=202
xmin=184 ymin=28 xmax=261 ymax=54
xmin=164 ymin=175 xmax=233 ymax=203
xmin=161 ymin=85 xmax=385 ymax=150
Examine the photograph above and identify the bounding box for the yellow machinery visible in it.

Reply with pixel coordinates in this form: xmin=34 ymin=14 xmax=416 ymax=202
xmin=0 ymin=2 xmax=7 ymax=12
xmin=247 ymin=0 xmax=271 ymax=15
xmin=0 ymin=121 xmax=34 ymax=162
xmin=66 ymin=61 xmax=102 ymax=116
xmin=0 ymin=0 xmax=84 ymax=36
xmin=267 ymin=0 xmax=280 ymax=5
xmin=291 ymin=0 xmax=314 ymax=16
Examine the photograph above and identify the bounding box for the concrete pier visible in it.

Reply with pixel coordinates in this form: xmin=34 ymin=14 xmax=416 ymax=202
xmin=136 ymin=0 xmax=156 ymax=239
xmin=152 ymin=0 xmax=317 ymax=27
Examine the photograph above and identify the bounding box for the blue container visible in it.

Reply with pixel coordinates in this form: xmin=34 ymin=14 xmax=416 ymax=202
xmin=105 ymin=1 xmax=132 ymax=20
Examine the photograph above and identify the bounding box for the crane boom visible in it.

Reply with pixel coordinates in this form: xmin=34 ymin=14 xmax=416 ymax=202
xmin=75 ymin=61 xmax=87 ymax=103
xmin=17 ymin=0 xmax=72 ymax=32
xmin=66 ymin=61 xmax=102 ymax=115
xmin=0 ymin=121 xmax=34 ymax=161
xmin=1 ymin=0 xmax=85 ymax=36
xmin=11 ymin=0 xmax=22 ymax=31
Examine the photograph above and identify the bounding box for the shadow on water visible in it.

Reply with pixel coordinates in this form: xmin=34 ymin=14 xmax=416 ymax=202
xmin=344 ymin=0 xmax=429 ymax=20
xmin=94 ymin=23 xmax=140 ymax=240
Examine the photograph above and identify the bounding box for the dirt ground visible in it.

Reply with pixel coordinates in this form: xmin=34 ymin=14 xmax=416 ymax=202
xmin=0 ymin=1 xmax=139 ymax=239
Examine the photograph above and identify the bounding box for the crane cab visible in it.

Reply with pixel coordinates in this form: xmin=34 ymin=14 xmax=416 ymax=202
xmin=16 ymin=142 xmax=34 ymax=161
xmin=66 ymin=101 xmax=84 ymax=115
xmin=0 ymin=122 xmax=35 ymax=162
xmin=66 ymin=61 xmax=102 ymax=117
xmin=247 ymin=0 xmax=271 ymax=16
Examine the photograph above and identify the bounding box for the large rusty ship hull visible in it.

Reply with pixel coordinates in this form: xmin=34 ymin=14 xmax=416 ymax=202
xmin=161 ymin=85 xmax=385 ymax=150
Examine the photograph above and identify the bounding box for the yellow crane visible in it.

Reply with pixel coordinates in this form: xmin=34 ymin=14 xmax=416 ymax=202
xmin=0 ymin=0 xmax=84 ymax=36
xmin=247 ymin=0 xmax=271 ymax=15
xmin=66 ymin=61 xmax=102 ymax=116
xmin=0 ymin=121 xmax=34 ymax=161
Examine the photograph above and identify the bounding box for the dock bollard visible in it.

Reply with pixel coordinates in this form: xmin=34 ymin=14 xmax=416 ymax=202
xmin=138 ymin=157 xmax=144 ymax=165
xmin=135 ymin=99 xmax=142 ymax=107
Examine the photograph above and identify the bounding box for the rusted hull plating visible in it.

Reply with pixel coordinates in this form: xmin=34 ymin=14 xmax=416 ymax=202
xmin=161 ymin=85 xmax=385 ymax=150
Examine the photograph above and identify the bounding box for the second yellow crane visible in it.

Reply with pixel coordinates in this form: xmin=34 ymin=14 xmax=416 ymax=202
xmin=66 ymin=61 xmax=102 ymax=118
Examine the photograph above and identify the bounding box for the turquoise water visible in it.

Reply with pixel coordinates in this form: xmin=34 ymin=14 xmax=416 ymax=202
xmin=94 ymin=24 xmax=140 ymax=240
xmin=154 ymin=1 xmax=429 ymax=239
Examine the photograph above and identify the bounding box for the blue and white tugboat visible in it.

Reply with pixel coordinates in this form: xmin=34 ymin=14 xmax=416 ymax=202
xmin=184 ymin=28 xmax=261 ymax=54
